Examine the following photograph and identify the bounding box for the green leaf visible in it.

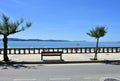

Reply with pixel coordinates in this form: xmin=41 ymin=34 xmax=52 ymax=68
xmin=0 ymin=14 xmax=32 ymax=35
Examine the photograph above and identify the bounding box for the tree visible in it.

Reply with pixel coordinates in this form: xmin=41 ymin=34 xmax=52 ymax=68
xmin=0 ymin=14 xmax=32 ymax=62
xmin=87 ymin=26 xmax=107 ymax=60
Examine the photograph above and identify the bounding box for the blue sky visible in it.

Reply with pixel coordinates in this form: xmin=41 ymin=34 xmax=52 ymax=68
xmin=0 ymin=0 xmax=120 ymax=41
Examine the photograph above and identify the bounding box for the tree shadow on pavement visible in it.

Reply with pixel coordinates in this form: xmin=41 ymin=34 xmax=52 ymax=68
xmin=0 ymin=63 xmax=41 ymax=69
xmin=105 ymin=61 xmax=120 ymax=65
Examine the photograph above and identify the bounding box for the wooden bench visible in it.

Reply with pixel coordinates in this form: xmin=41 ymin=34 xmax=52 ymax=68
xmin=41 ymin=51 xmax=63 ymax=60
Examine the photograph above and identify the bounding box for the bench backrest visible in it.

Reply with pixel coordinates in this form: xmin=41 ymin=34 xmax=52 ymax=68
xmin=41 ymin=52 xmax=62 ymax=55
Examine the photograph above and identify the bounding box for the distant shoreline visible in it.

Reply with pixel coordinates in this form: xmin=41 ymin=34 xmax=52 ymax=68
xmin=0 ymin=38 xmax=119 ymax=42
xmin=0 ymin=38 xmax=70 ymax=42
xmin=0 ymin=38 xmax=87 ymax=42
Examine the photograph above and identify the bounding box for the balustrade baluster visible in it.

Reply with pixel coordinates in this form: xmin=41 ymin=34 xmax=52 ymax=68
xmin=0 ymin=47 xmax=119 ymax=55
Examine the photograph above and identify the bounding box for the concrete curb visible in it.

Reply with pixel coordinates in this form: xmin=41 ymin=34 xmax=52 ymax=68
xmin=0 ymin=60 xmax=120 ymax=64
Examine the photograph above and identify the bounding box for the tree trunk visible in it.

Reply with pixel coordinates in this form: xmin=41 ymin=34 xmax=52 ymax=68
xmin=94 ymin=38 xmax=99 ymax=60
xmin=3 ymin=35 xmax=9 ymax=62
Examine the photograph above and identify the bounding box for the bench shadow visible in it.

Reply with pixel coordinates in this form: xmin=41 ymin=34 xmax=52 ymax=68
xmin=0 ymin=63 xmax=39 ymax=69
xmin=42 ymin=59 xmax=64 ymax=64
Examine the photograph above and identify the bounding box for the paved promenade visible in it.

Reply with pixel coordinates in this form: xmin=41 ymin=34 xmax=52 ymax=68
xmin=0 ymin=53 xmax=120 ymax=63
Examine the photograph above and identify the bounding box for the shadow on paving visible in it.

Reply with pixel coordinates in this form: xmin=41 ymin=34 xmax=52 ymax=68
xmin=104 ymin=61 xmax=120 ymax=65
xmin=0 ymin=63 xmax=42 ymax=69
xmin=104 ymin=78 xmax=119 ymax=81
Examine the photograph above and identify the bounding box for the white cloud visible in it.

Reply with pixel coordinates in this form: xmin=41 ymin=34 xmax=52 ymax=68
xmin=0 ymin=8 xmax=7 ymax=15
xmin=12 ymin=0 xmax=27 ymax=6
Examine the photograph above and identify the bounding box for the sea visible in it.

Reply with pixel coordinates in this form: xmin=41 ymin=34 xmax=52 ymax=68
xmin=0 ymin=41 xmax=120 ymax=48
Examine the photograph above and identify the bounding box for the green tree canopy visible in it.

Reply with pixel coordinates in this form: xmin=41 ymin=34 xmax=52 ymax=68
xmin=0 ymin=14 xmax=31 ymax=36
xmin=87 ymin=26 xmax=107 ymax=60
xmin=0 ymin=14 xmax=32 ymax=62
xmin=87 ymin=26 xmax=107 ymax=39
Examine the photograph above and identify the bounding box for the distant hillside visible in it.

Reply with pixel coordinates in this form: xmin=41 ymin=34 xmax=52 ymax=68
xmin=2 ymin=38 xmax=70 ymax=42
xmin=0 ymin=38 xmax=88 ymax=42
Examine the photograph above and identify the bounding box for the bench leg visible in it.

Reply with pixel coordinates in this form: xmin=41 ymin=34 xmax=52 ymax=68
xmin=60 ymin=55 xmax=62 ymax=61
xmin=41 ymin=55 xmax=43 ymax=60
